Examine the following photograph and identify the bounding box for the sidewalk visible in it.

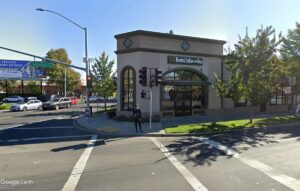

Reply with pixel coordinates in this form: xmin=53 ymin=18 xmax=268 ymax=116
xmin=75 ymin=111 xmax=298 ymax=137
xmin=75 ymin=112 xmax=165 ymax=136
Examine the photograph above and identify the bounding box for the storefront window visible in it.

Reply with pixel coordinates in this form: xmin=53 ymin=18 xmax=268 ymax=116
xmin=270 ymin=87 xmax=288 ymax=105
xmin=122 ymin=67 xmax=135 ymax=110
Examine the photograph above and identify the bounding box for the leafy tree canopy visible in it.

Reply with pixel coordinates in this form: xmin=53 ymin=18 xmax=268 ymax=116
xmin=91 ymin=52 xmax=116 ymax=110
xmin=45 ymin=48 xmax=81 ymax=95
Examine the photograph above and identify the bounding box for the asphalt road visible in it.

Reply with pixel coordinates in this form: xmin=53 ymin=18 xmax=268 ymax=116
xmin=1 ymin=107 xmax=300 ymax=191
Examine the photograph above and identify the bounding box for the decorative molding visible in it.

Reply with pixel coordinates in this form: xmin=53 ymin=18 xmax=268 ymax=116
xmin=115 ymin=48 xmax=224 ymax=58
xmin=123 ymin=37 xmax=133 ymax=49
xmin=181 ymin=40 xmax=190 ymax=51
xmin=115 ymin=30 xmax=226 ymax=45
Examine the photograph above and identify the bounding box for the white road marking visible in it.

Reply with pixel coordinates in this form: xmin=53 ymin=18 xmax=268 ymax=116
xmin=62 ymin=134 xmax=97 ymax=191
xmin=239 ymin=156 xmax=300 ymax=191
xmin=199 ymin=137 xmax=239 ymax=158
xmin=201 ymin=137 xmax=300 ymax=191
xmin=0 ymin=135 xmax=94 ymax=143
xmin=150 ymin=137 xmax=208 ymax=191
xmin=275 ymin=137 xmax=300 ymax=143
xmin=0 ymin=117 xmax=12 ymax=120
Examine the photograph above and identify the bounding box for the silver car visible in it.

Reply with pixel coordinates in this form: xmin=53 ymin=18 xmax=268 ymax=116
xmin=10 ymin=100 xmax=43 ymax=111
xmin=3 ymin=96 xmax=24 ymax=103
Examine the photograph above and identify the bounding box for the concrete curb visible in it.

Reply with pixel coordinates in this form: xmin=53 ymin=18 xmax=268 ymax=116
xmin=73 ymin=118 xmax=173 ymax=138
xmin=73 ymin=117 xmax=300 ymax=138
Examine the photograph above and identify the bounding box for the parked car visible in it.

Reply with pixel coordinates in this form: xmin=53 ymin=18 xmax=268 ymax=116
xmin=26 ymin=97 xmax=38 ymax=101
xmin=42 ymin=97 xmax=71 ymax=110
xmin=70 ymin=97 xmax=78 ymax=105
xmin=10 ymin=99 xmax=43 ymax=111
xmin=3 ymin=96 xmax=24 ymax=103
xmin=89 ymin=96 xmax=98 ymax=103
xmin=84 ymin=96 xmax=98 ymax=103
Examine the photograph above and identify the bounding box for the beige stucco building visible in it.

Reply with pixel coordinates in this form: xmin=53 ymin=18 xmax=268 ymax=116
xmin=114 ymin=30 xmax=297 ymax=120
xmin=114 ymin=30 xmax=236 ymax=119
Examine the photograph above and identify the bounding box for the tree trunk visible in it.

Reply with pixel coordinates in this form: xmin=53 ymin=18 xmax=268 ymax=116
xmin=104 ymin=99 xmax=107 ymax=111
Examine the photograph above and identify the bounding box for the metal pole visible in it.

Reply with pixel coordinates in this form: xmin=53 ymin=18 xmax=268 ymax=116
xmin=5 ymin=80 xmax=8 ymax=97
xmin=85 ymin=28 xmax=91 ymax=116
xmin=36 ymin=8 xmax=90 ymax=116
xmin=149 ymin=89 xmax=152 ymax=129
xmin=0 ymin=46 xmax=85 ymax=71
xmin=40 ymin=80 xmax=43 ymax=94
xmin=21 ymin=80 xmax=24 ymax=97
xmin=64 ymin=67 xmax=67 ymax=97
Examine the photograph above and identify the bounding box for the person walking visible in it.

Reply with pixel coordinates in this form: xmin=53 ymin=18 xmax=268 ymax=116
xmin=133 ymin=104 xmax=143 ymax=133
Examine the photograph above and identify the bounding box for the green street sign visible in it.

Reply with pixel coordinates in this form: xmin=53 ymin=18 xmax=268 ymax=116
xmin=30 ymin=61 xmax=54 ymax=68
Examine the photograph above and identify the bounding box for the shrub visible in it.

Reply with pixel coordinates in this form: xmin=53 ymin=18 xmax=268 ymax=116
xmin=0 ymin=103 xmax=10 ymax=110
xmin=106 ymin=108 xmax=116 ymax=118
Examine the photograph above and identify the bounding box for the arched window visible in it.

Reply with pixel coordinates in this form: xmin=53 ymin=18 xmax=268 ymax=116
xmin=163 ymin=70 xmax=206 ymax=81
xmin=122 ymin=67 xmax=135 ymax=111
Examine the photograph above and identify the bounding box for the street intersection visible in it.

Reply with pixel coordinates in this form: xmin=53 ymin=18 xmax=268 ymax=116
xmin=0 ymin=105 xmax=300 ymax=191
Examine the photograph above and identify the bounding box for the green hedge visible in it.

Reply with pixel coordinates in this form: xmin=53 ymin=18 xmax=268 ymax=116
xmin=0 ymin=103 xmax=10 ymax=110
xmin=106 ymin=108 xmax=116 ymax=118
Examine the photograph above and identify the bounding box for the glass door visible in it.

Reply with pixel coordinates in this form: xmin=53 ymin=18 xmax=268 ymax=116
xmin=174 ymin=86 xmax=192 ymax=116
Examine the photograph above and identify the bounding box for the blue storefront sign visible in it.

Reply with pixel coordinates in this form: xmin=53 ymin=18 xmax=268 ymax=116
xmin=0 ymin=59 xmax=45 ymax=80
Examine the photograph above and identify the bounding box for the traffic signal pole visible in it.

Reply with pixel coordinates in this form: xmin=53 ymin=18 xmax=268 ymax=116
xmin=139 ymin=67 xmax=162 ymax=130
xmin=149 ymin=89 xmax=152 ymax=129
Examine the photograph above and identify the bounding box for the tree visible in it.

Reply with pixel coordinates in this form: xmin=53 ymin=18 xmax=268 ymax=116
xmin=0 ymin=80 xmax=17 ymax=94
xmin=26 ymin=81 xmax=40 ymax=94
xmin=45 ymin=48 xmax=81 ymax=96
xmin=281 ymin=22 xmax=300 ymax=94
xmin=91 ymin=52 xmax=116 ymax=111
xmin=214 ymin=26 xmax=284 ymax=122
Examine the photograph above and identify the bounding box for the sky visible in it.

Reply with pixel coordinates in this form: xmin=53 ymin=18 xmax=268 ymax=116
xmin=1 ymin=0 xmax=300 ymax=79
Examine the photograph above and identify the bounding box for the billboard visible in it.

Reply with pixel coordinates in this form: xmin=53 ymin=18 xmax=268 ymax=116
xmin=0 ymin=59 xmax=46 ymax=80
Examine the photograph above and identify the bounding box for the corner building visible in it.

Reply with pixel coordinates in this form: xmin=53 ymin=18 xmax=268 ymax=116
xmin=115 ymin=30 xmax=233 ymax=119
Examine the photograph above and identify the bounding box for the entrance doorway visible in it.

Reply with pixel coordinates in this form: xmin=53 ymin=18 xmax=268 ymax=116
xmin=174 ymin=86 xmax=192 ymax=116
xmin=161 ymin=69 xmax=208 ymax=116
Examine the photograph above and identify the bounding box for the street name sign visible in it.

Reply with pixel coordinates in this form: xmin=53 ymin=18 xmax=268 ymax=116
xmin=31 ymin=61 xmax=54 ymax=68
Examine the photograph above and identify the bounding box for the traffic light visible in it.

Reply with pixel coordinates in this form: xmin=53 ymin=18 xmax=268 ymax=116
xmin=139 ymin=67 xmax=147 ymax=86
xmin=87 ymin=75 xmax=93 ymax=88
xmin=155 ymin=68 xmax=162 ymax=86
xmin=141 ymin=89 xmax=146 ymax=99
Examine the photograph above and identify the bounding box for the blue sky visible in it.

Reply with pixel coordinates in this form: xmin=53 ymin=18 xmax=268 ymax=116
xmin=1 ymin=0 xmax=300 ymax=78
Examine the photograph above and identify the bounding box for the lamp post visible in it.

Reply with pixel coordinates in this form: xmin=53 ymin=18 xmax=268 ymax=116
xmin=64 ymin=67 xmax=67 ymax=97
xmin=36 ymin=8 xmax=91 ymax=115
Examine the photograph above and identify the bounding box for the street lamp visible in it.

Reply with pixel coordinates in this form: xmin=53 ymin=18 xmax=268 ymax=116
xmin=64 ymin=67 xmax=67 ymax=97
xmin=36 ymin=8 xmax=91 ymax=115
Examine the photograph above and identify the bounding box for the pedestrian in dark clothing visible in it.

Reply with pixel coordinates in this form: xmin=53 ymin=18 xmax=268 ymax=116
xmin=133 ymin=104 xmax=143 ymax=133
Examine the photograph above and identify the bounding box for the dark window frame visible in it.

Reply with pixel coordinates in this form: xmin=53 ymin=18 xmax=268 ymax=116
xmin=121 ymin=66 xmax=136 ymax=111
xmin=270 ymin=87 xmax=288 ymax=105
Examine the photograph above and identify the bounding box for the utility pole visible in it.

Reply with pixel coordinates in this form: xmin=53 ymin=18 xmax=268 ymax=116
xmin=36 ymin=8 xmax=91 ymax=116
xmin=64 ymin=67 xmax=67 ymax=97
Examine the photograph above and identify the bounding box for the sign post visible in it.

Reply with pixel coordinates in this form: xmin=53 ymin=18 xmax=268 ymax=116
xmin=149 ymin=89 xmax=152 ymax=129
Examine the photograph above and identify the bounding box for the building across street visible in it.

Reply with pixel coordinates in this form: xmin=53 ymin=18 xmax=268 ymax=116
xmin=115 ymin=30 xmax=296 ymax=119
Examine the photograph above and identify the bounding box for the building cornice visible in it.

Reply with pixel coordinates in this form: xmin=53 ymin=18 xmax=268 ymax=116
xmin=115 ymin=48 xmax=224 ymax=58
xmin=115 ymin=30 xmax=226 ymax=45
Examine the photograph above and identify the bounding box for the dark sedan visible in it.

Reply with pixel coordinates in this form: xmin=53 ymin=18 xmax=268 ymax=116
xmin=42 ymin=97 xmax=71 ymax=110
